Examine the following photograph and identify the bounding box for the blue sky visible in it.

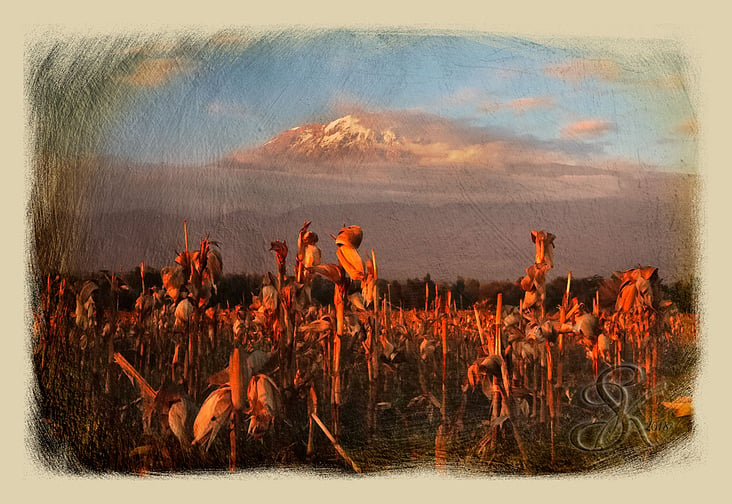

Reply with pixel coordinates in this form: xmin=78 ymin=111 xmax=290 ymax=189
xmin=103 ymin=30 xmax=697 ymax=172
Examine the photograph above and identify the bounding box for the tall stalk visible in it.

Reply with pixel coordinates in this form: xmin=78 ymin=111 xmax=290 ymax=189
xmin=307 ymin=385 xmax=318 ymax=458
xmin=368 ymin=250 xmax=380 ymax=439
xmin=229 ymin=344 xmax=246 ymax=472
xmin=333 ymin=286 xmax=344 ymax=440
xmin=490 ymin=294 xmax=502 ymax=449
xmin=546 ymin=339 xmax=555 ymax=463
xmin=556 ymin=272 xmax=570 ymax=428
xmin=441 ymin=314 xmax=447 ymax=426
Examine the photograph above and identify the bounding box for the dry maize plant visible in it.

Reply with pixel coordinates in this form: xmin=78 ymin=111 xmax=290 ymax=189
xmin=30 ymin=219 xmax=697 ymax=476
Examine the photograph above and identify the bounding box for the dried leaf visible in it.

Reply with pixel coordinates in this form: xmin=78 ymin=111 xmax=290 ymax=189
xmin=336 ymin=245 xmax=365 ymax=281
xmin=662 ymin=397 xmax=693 ymax=417
xmin=308 ymin=264 xmax=346 ymax=285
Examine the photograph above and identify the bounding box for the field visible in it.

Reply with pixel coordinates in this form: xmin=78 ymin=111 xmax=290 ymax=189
xmin=28 ymin=225 xmax=698 ymax=476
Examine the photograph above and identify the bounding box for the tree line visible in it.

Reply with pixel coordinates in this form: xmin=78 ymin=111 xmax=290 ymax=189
xmin=42 ymin=267 xmax=699 ymax=314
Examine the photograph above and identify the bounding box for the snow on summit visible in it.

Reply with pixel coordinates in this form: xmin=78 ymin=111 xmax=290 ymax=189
xmin=227 ymin=110 xmax=576 ymax=169
xmin=232 ymin=113 xmax=410 ymax=164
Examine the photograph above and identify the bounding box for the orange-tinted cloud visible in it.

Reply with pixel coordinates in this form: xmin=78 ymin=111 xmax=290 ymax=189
xmin=237 ymin=111 xmax=578 ymax=168
xmin=507 ymin=96 xmax=555 ymax=113
xmin=400 ymin=139 xmax=569 ymax=167
xmin=480 ymin=96 xmax=555 ymax=115
xmin=545 ymin=58 xmax=621 ymax=82
xmin=122 ymin=57 xmax=193 ymax=87
xmin=561 ymin=119 xmax=616 ymax=138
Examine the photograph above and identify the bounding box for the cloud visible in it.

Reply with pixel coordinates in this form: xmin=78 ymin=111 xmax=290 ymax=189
xmin=561 ymin=119 xmax=616 ymax=138
xmin=395 ymin=138 xmax=571 ymax=167
xmin=545 ymin=58 xmax=621 ymax=82
xmin=479 ymin=96 xmax=555 ymax=115
xmin=122 ymin=57 xmax=194 ymax=87
xmin=507 ymin=96 xmax=556 ymax=113
xmin=233 ymin=109 xmax=579 ymax=169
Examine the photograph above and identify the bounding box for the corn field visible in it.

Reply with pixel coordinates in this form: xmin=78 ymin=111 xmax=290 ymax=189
xmin=30 ymin=222 xmax=697 ymax=475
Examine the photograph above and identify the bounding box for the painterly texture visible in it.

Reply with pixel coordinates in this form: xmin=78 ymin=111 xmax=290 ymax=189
xmin=26 ymin=28 xmax=700 ymax=477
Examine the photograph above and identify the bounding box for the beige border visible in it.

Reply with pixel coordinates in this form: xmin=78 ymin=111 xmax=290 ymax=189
xmin=6 ymin=1 xmax=728 ymax=500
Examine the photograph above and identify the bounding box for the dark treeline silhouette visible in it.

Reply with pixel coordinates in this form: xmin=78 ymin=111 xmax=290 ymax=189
xmin=38 ymin=268 xmax=699 ymax=314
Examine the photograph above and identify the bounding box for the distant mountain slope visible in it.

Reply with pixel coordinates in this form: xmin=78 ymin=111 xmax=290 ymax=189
xmin=82 ymin=111 xmax=698 ymax=281
xmin=84 ymin=164 xmax=698 ymax=282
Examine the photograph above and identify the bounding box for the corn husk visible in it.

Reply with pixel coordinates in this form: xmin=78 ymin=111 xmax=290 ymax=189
xmin=206 ymin=247 xmax=223 ymax=286
xmin=419 ymin=338 xmax=436 ymax=360
xmin=233 ymin=319 xmax=245 ymax=341
xmin=336 ymin=245 xmax=365 ymax=281
xmin=335 ymin=225 xmax=363 ymax=249
xmin=574 ymin=313 xmax=599 ymax=340
xmin=298 ymin=221 xmax=317 ymax=253
xmin=247 ymin=374 xmax=281 ymax=437
xmin=597 ymin=333 xmax=611 ymax=358
xmin=303 ymin=244 xmax=321 ymax=269
xmin=193 ymin=387 xmax=233 ymax=451
xmin=262 ymin=284 xmax=278 ymax=312
xmin=168 ymin=396 xmax=198 ymax=447
xmin=479 ymin=354 xmax=504 ymax=378
xmin=531 ymin=230 xmax=556 ymax=267
xmin=362 ymin=260 xmax=376 ymax=306
xmin=162 ymin=265 xmax=185 ymax=301
xmin=174 ymin=298 xmax=195 ymax=330
xmin=78 ymin=280 xmax=99 ymax=304
xmin=75 ymin=295 xmax=95 ymax=330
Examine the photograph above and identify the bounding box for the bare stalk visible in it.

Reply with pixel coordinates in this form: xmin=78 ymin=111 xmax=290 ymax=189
xmin=474 ymin=306 xmax=487 ymax=352
xmin=441 ymin=316 xmax=447 ymax=426
xmin=312 ymin=413 xmax=361 ymax=473
xmin=333 ymin=289 xmax=344 ymax=440
xmin=490 ymin=295 xmax=502 ymax=448
xmin=368 ymin=249 xmax=380 ymax=438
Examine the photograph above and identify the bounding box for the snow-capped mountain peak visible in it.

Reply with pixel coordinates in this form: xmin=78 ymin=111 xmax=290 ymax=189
xmin=243 ymin=114 xmax=407 ymax=163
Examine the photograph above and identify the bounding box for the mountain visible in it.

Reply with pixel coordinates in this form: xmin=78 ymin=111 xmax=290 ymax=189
xmin=76 ymin=110 xmax=699 ymax=282
xmin=247 ymin=115 xmax=411 ymax=163
xmin=228 ymin=111 xmax=576 ymax=169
